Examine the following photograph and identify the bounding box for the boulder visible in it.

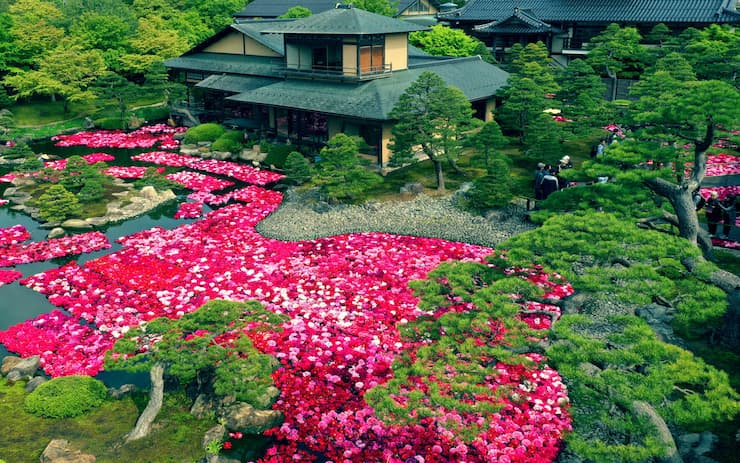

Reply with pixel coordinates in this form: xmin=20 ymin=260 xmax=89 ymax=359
xmin=25 ymin=376 xmax=48 ymax=392
xmin=1 ymin=355 xmax=22 ymax=375
xmin=61 ymin=219 xmax=92 ymax=230
xmin=46 ymin=227 xmax=66 ymax=239
xmin=139 ymin=186 xmax=159 ymax=200
xmin=221 ymin=402 xmax=283 ymax=434
xmin=211 ymin=151 xmax=232 ymax=161
xmin=40 ymin=439 xmax=96 ymax=463
xmin=9 ymin=355 xmax=40 ymax=377
xmin=400 ymin=182 xmax=425 ymax=195
xmin=191 ymin=393 xmax=217 ymax=419
xmin=202 ymin=424 xmax=226 ymax=450
xmin=252 ymin=386 xmax=280 ymax=409
xmin=108 ymin=383 xmax=136 ymax=399
xmin=82 ymin=117 xmax=95 ymax=129
xmin=5 ymin=370 xmax=24 ymax=382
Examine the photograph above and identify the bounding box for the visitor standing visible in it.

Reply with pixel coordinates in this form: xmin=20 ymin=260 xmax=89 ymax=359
xmin=534 ymin=162 xmax=547 ymax=200
xmin=705 ymin=191 xmax=722 ymax=236
xmin=540 ymin=166 xmax=559 ymax=199
xmin=719 ymin=194 xmax=737 ymax=239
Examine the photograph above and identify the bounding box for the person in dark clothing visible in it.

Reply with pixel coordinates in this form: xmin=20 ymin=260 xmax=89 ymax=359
xmin=705 ymin=191 xmax=722 ymax=236
xmin=534 ymin=162 xmax=547 ymax=200
xmin=720 ymin=194 xmax=737 ymax=239
xmin=540 ymin=166 xmax=559 ymax=199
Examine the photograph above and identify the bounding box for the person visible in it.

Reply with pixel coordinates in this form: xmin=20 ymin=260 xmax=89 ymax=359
xmin=719 ymin=194 xmax=737 ymax=239
xmin=558 ymin=155 xmax=572 ymax=169
xmin=597 ymin=140 xmax=606 ymax=157
xmin=693 ymin=189 xmax=706 ymax=211
xmin=705 ymin=191 xmax=722 ymax=236
xmin=534 ymin=162 xmax=547 ymax=200
xmin=540 ymin=166 xmax=559 ymax=199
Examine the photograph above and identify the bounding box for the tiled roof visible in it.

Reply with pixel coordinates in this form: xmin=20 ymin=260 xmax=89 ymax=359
xmin=257 ymin=5 xmax=429 ymax=35
xmin=439 ymin=0 xmax=740 ymax=24
xmin=195 ymin=75 xmax=279 ymax=93
xmin=227 ymin=57 xmax=509 ymax=120
xmin=231 ymin=21 xmax=287 ymax=55
xmin=164 ymin=53 xmax=282 ymax=77
xmin=475 ymin=8 xmax=558 ymax=34
xmin=234 ymin=0 xmax=421 ymax=18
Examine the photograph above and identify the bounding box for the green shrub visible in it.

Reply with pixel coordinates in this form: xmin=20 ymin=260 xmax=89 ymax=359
xmin=94 ymin=117 xmax=125 ymax=130
xmin=466 ymin=157 xmax=513 ymax=209
xmin=134 ymin=106 xmax=169 ymax=122
xmin=183 ymin=123 xmax=225 ymax=144
xmin=211 ymin=136 xmax=242 ymax=153
xmin=25 ymin=376 xmax=108 ymax=418
xmin=284 ymin=151 xmax=312 ymax=185
xmin=37 ymin=184 xmax=82 ymax=222
xmin=263 ymin=144 xmax=295 ymax=168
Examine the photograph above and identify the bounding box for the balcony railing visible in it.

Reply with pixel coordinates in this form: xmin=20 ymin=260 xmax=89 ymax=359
xmin=280 ymin=63 xmax=392 ymax=81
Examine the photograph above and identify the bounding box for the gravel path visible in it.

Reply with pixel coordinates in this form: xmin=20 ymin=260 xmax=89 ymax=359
xmin=256 ymin=189 xmax=537 ymax=248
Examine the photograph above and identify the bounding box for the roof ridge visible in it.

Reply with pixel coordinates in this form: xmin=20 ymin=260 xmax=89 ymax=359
xmin=408 ymin=55 xmax=483 ymax=69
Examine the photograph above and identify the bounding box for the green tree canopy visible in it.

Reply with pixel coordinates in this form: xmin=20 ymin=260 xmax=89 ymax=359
xmin=343 ymin=0 xmax=398 ymax=16
xmin=410 ymin=25 xmax=484 ymax=58
xmin=279 ymin=6 xmax=312 ymax=18
xmin=389 ymin=71 xmax=474 ymax=190
xmin=314 ymin=133 xmax=383 ymax=201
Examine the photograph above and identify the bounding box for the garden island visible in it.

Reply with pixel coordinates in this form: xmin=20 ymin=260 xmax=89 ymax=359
xmin=0 ymin=1 xmax=738 ymax=463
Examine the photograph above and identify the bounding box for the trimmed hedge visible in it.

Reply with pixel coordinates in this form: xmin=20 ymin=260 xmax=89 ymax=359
xmin=183 ymin=123 xmax=226 ymax=144
xmin=24 ymin=376 xmax=108 ymax=418
xmin=263 ymin=144 xmax=296 ymax=168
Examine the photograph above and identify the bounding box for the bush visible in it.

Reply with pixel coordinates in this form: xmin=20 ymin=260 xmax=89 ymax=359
xmin=183 ymin=123 xmax=225 ymax=144
xmin=134 ymin=106 xmax=169 ymax=122
xmin=37 ymin=184 xmax=82 ymax=223
xmin=467 ymin=157 xmax=513 ymax=209
xmin=211 ymin=135 xmax=242 ymax=153
xmin=94 ymin=117 xmax=126 ymax=130
xmin=25 ymin=376 xmax=108 ymax=418
xmin=263 ymin=143 xmax=296 ymax=168
xmin=284 ymin=151 xmax=312 ymax=185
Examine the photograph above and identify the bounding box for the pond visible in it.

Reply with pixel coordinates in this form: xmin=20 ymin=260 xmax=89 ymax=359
xmin=0 ymin=141 xmax=210 ymax=386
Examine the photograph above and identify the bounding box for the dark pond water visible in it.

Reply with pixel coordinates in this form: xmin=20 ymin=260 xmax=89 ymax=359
xmin=0 ymin=141 xmax=213 ymax=386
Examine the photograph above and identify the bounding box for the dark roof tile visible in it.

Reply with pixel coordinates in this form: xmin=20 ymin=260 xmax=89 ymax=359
xmin=257 ymin=6 xmax=429 ymax=35
xmin=235 ymin=0 xmax=422 ymax=18
xmin=439 ymin=0 xmax=740 ymax=24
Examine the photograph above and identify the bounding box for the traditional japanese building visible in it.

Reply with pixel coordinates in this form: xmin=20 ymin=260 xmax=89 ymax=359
xmin=438 ymin=0 xmax=740 ymax=65
xmin=165 ymin=5 xmax=509 ymax=166
xmin=234 ymin=0 xmax=439 ymax=23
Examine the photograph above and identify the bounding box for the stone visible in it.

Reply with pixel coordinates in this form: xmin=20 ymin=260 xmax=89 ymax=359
xmin=25 ymin=376 xmax=48 ymax=392
xmin=202 ymin=424 xmax=226 ymax=450
xmin=221 ymin=402 xmax=283 ymax=434
xmin=1 ymin=355 xmax=22 ymax=375
xmin=5 ymin=370 xmax=24 ymax=382
xmin=401 ymin=182 xmax=425 ymax=195
xmin=191 ymin=393 xmax=217 ymax=419
xmin=197 ymin=141 xmax=212 ymax=148
xmin=561 ymin=292 xmax=589 ymax=315
xmin=108 ymin=383 xmax=136 ymax=399
xmin=9 ymin=355 xmax=40 ymax=377
xmin=82 ymin=117 xmax=95 ymax=129
xmin=47 ymin=227 xmax=66 ymax=239
xmin=252 ymin=386 xmax=280 ymax=409
xmin=61 ymin=219 xmax=92 ymax=230
xmin=140 ymin=186 xmax=159 ymax=200
xmin=211 ymin=151 xmax=231 ymax=161
xmin=40 ymin=439 xmax=96 ymax=463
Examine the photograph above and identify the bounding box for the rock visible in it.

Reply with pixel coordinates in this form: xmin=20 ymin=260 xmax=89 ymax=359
xmin=678 ymin=431 xmax=718 ymax=461
xmin=25 ymin=376 xmax=48 ymax=392
xmin=191 ymin=393 xmax=217 ymax=419
xmin=108 ymin=383 xmax=136 ymax=399
xmin=578 ymin=362 xmax=602 ymax=377
xmin=252 ymin=386 xmax=280 ymax=409
xmin=197 ymin=141 xmax=212 ymax=148
xmin=40 ymin=439 xmax=96 ymax=463
xmin=401 ymin=182 xmax=425 ymax=195
xmin=202 ymin=424 xmax=226 ymax=450
xmin=9 ymin=355 xmax=40 ymax=377
xmin=561 ymin=292 xmax=589 ymax=315
xmin=61 ymin=219 xmax=92 ymax=230
xmin=312 ymin=201 xmax=331 ymax=213
xmin=47 ymin=227 xmax=66 ymax=239
xmin=1 ymin=355 xmax=22 ymax=375
xmin=82 ymin=117 xmax=95 ymax=129
xmin=211 ymin=151 xmax=231 ymax=161
xmin=6 ymin=370 xmax=24 ymax=382
xmin=221 ymin=402 xmax=283 ymax=434
xmin=140 ymin=186 xmax=159 ymax=200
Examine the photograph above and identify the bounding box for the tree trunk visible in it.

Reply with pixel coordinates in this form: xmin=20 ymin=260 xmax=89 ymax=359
xmin=644 ymin=120 xmax=715 ymax=257
xmin=126 ymin=362 xmax=165 ymax=442
xmin=448 ymin=158 xmax=466 ymax=176
xmin=433 ymin=159 xmax=445 ymax=191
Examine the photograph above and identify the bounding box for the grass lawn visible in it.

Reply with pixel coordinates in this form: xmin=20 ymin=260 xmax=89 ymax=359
xmin=0 ymin=381 xmax=215 ymax=463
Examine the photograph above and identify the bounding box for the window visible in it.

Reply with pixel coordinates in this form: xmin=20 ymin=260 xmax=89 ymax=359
xmin=359 ymin=45 xmax=384 ymax=73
